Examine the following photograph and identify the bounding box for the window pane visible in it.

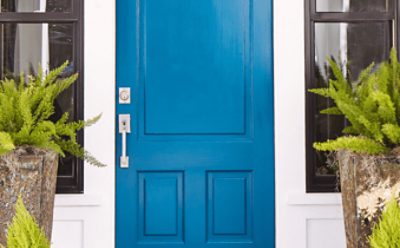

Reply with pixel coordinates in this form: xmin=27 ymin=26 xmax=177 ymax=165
xmin=0 ymin=0 xmax=71 ymax=13
xmin=316 ymin=0 xmax=389 ymax=12
xmin=0 ymin=22 xmax=76 ymax=176
xmin=315 ymin=22 xmax=391 ymax=80
xmin=312 ymin=22 xmax=391 ymax=176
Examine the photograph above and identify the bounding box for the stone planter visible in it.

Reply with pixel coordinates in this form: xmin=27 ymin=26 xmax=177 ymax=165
xmin=337 ymin=150 xmax=400 ymax=248
xmin=0 ymin=146 xmax=59 ymax=244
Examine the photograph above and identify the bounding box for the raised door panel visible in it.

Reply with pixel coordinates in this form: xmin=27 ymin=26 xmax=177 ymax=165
xmin=207 ymin=171 xmax=253 ymax=243
xmin=140 ymin=0 xmax=251 ymax=136
xmin=138 ymin=172 xmax=184 ymax=243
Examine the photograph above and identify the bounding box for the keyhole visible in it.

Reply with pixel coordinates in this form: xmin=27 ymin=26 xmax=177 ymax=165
xmin=121 ymin=120 xmax=128 ymax=131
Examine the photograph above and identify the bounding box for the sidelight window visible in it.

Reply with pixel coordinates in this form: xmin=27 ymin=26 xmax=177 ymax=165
xmin=305 ymin=0 xmax=396 ymax=192
xmin=0 ymin=0 xmax=84 ymax=193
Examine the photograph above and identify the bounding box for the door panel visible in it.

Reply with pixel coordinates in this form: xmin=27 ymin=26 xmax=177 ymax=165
xmin=138 ymin=172 xmax=184 ymax=243
xmin=142 ymin=0 xmax=248 ymax=135
xmin=116 ymin=0 xmax=274 ymax=247
xmin=207 ymin=171 xmax=253 ymax=243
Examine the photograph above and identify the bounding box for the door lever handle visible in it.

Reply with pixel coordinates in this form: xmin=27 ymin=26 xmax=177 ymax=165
xmin=119 ymin=114 xmax=131 ymax=168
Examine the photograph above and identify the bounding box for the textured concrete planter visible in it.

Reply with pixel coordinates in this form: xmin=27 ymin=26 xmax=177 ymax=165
xmin=337 ymin=150 xmax=400 ymax=248
xmin=0 ymin=146 xmax=59 ymax=244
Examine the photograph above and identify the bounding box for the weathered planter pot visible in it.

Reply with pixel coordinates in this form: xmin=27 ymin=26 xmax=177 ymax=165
xmin=0 ymin=146 xmax=59 ymax=244
xmin=337 ymin=150 xmax=400 ymax=248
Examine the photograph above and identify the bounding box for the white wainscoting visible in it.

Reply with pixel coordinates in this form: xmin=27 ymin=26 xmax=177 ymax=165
xmin=50 ymin=0 xmax=116 ymax=246
xmin=53 ymin=220 xmax=83 ymax=248
xmin=274 ymin=0 xmax=347 ymax=247
xmin=285 ymin=192 xmax=346 ymax=248
xmin=51 ymin=195 xmax=105 ymax=247
xmin=307 ymin=219 xmax=345 ymax=248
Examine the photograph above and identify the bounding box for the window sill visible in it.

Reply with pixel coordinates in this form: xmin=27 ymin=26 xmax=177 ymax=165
xmin=55 ymin=194 xmax=102 ymax=207
xmin=287 ymin=191 xmax=342 ymax=206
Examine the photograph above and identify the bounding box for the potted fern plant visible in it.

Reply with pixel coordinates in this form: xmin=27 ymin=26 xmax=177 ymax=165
xmin=310 ymin=49 xmax=400 ymax=248
xmin=0 ymin=62 xmax=104 ymax=245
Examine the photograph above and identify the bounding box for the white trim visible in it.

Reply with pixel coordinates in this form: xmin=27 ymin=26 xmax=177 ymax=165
xmin=55 ymin=195 xmax=102 ymax=207
xmin=52 ymin=0 xmax=116 ymax=247
xmin=287 ymin=192 xmax=341 ymax=206
xmin=274 ymin=0 xmax=346 ymax=247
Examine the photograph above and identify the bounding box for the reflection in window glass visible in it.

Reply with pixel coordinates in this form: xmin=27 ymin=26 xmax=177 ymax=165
xmin=316 ymin=0 xmax=389 ymax=12
xmin=0 ymin=0 xmax=71 ymax=13
xmin=315 ymin=22 xmax=391 ymax=83
xmin=313 ymin=22 xmax=391 ymax=176
xmin=0 ymin=23 xmax=75 ymax=175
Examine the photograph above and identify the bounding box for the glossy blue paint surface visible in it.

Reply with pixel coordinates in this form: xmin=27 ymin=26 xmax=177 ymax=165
xmin=116 ymin=0 xmax=274 ymax=247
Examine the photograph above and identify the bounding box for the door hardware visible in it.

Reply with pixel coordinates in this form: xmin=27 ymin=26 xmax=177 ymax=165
xmin=119 ymin=87 xmax=131 ymax=104
xmin=119 ymin=114 xmax=131 ymax=168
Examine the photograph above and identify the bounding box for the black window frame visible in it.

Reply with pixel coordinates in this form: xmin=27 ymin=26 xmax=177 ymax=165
xmin=0 ymin=0 xmax=84 ymax=193
xmin=305 ymin=0 xmax=399 ymax=192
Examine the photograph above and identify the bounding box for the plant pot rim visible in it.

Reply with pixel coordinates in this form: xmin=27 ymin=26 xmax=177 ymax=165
xmin=3 ymin=146 xmax=58 ymax=155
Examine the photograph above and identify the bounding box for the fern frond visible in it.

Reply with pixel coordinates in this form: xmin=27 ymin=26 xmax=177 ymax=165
xmin=369 ymin=198 xmax=400 ymax=248
xmin=43 ymin=61 xmax=68 ymax=86
xmin=51 ymin=73 xmax=78 ymax=100
xmin=342 ymin=126 xmax=358 ymax=135
xmin=83 ymin=151 xmax=107 ymax=167
xmin=320 ymin=107 xmax=342 ymax=115
xmin=356 ymin=62 xmax=375 ymax=86
xmin=313 ymin=136 xmax=387 ymax=155
xmin=308 ymin=88 xmax=330 ymax=97
xmin=0 ymin=62 xmax=106 ymax=167
xmin=310 ymin=49 xmax=400 ymax=154
xmin=0 ymin=132 xmax=15 ymax=155
xmin=371 ymin=91 xmax=397 ymax=124
xmin=328 ymin=58 xmax=352 ymax=94
xmin=382 ymin=124 xmax=400 ymax=144
xmin=83 ymin=114 xmax=102 ymax=128
xmin=4 ymin=197 xmax=50 ymax=248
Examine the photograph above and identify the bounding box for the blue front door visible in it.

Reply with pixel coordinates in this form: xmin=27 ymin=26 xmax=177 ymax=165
xmin=116 ymin=0 xmax=274 ymax=247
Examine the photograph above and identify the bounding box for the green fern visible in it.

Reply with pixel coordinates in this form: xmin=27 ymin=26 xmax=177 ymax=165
xmin=369 ymin=198 xmax=400 ymax=248
xmin=0 ymin=132 xmax=15 ymax=154
xmin=313 ymin=136 xmax=388 ymax=155
xmin=1 ymin=197 xmax=50 ymax=248
xmin=0 ymin=62 xmax=105 ymax=167
xmin=309 ymin=48 xmax=400 ymax=154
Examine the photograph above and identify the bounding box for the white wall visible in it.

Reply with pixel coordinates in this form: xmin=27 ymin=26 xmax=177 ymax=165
xmin=274 ymin=0 xmax=347 ymax=247
xmin=51 ymin=0 xmax=115 ymax=247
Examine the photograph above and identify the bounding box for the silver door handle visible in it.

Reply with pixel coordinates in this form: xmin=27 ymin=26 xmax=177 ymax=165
xmin=119 ymin=114 xmax=131 ymax=168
